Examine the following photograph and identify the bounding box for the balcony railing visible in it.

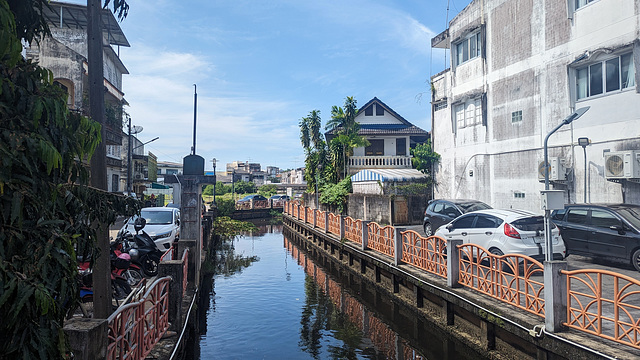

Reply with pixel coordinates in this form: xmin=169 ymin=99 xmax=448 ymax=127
xmin=348 ymin=155 xmax=413 ymax=169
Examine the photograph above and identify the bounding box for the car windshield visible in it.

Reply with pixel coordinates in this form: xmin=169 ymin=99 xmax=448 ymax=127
xmin=458 ymin=201 xmax=491 ymax=213
xmin=137 ymin=210 xmax=173 ymax=225
xmin=615 ymin=206 xmax=640 ymax=230
xmin=511 ymin=216 xmax=545 ymax=232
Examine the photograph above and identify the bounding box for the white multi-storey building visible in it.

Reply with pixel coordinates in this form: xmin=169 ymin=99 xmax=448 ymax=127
xmin=430 ymin=0 xmax=640 ymax=210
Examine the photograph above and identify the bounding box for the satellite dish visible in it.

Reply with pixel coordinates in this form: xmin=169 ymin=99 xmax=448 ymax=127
xmin=131 ymin=125 xmax=143 ymax=134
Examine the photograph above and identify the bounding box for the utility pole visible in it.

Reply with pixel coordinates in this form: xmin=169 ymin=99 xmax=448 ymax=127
xmin=127 ymin=115 xmax=132 ymax=194
xmin=87 ymin=0 xmax=111 ymax=319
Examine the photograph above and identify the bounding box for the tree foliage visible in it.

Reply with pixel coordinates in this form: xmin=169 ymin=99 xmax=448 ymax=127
xmin=319 ymin=177 xmax=352 ymax=213
xmin=258 ymin=184 xmax=278 ymax=198
xmin=1 ymin=1 xmax=137 ymax=358
xmin=325 ymin=97 xmax=368 ymax=181
xmin=410 ymin=139 xmax=440 ymax=177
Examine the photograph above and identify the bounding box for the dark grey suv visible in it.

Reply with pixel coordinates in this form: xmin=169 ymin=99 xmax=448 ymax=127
xmin=423 ymin=199 xmax=491 ymax=236
xmin=551 ymin=204 xmax=640 ymax=271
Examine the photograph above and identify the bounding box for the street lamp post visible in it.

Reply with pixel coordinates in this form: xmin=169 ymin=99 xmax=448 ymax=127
xmin=578 ymin=137 xmax=590 ymax=203
xmin=542 ymin=107 xmax=589 ymax=333
xmin=212 ymin=158 xmax=217 ymax=207
xmin=543 ymin=107 xmax=589 ymax=261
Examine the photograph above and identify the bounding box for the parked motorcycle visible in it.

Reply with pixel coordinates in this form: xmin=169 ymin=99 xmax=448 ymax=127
xmin=111 ymin=237 xmax=144 ymax=286
xmin=116 ymin=217 xmax=164 ymax=277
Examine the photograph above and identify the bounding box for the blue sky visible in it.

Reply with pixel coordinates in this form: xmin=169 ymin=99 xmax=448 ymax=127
xmin=72 ymin=0 xmax=469 ymax=171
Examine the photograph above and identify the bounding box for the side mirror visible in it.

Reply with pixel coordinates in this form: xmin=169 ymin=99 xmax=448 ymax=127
xmin=609 ymin=225 xmax=624 ymax=235
xmin=134 ymin=217 xmax=146 ymax=233
xmin=176 ymin=219 xmax=180 ymax=226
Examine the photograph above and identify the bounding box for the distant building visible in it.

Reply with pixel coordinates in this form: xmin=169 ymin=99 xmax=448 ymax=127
xmin=157 ymin=161 xmax=183 ymax=177
xmin=282 ymin=168 xmax=306 ymax=185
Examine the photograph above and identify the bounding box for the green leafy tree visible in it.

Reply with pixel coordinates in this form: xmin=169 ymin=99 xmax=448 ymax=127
xmin=234 ymin=180 xmax=256 ymax=195
xmin=299 ymin=110 xmax=328 ymax=193
xmin=411 ymin=139 xmax=440 ymax=178
xmin=319 ymin=177 xmax=352 ymax=213
xmin=325 ymin=97 xmax=368 ymax=181
xmin=1 ymin=1 xmax=136 ymax=358
xmin=258 ymin=184 xmax=278 ymax=198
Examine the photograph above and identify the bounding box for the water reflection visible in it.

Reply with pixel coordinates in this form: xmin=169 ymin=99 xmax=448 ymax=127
xmin=196 ymin=222 xmax=485 ymax=359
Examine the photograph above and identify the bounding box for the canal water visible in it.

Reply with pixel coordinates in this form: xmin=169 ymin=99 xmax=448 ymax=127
xmin=197 ymin=223 xmax=487 ymax=359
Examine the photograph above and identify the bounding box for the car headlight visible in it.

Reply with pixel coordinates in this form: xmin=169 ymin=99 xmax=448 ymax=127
xmin=153 ymin=231 xmax=172 ymax=240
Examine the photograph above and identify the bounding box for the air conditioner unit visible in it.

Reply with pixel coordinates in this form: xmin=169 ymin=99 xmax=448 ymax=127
xmin=604 ymin=151 xmax=640 ymax=179
xmin=538 ymin=157 xmax=567 ymax=181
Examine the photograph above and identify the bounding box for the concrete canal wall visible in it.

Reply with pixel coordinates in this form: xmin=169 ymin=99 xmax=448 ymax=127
xmin=283 ymin=213 xmax=640 ymax=360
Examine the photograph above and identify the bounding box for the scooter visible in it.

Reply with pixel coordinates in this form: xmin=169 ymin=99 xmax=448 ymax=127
xmin=118 ymin=217 xmax=164 ymax=277
xmin=111 ymin=237 xmax=144 ymax=286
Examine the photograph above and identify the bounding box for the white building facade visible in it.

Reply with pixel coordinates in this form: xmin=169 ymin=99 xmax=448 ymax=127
xmin=431 ymin=0 xmax=640 ymax=211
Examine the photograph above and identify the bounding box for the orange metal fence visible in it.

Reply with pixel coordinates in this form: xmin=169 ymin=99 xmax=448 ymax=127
xmin=328 ymin=213 xmax=340 ymax=236
xmin=367 ymin=222 xmax=395 ymax=258
xmin=107 ymin=276 xmax=171 ymax=360
xmin=344 ymin=216 xmax=362 ymax=244
xmin=457 ymin=244 xmax=545 ymax=317
xmin=316 ymin=210 xmax=326 ymax=230
xmin=401 ymin=230 xmax=447 ymax=279
xmin=563 ymin=269 xmax=640 ymax=350
xmin=306 ymin=207 xmax=314 ymax=224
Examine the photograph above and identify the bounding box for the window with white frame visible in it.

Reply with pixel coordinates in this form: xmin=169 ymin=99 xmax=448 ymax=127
xmin=454 ymin=31 xmax=482 ymax=66
xmin=575 ymin=52 xmax=635 ymax=100
xmin=454 ymin=98 xmax=482 ymax=129
xmin=511 ymin=110 xmax=523 ymax=123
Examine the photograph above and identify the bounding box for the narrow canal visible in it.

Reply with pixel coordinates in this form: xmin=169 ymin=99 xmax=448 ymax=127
xmin=196 ymin=222 xmax=488 ymax=359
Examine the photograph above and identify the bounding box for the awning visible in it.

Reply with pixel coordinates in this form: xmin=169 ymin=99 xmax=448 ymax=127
xmin=351 ymin=169 xmax=428 ymax=183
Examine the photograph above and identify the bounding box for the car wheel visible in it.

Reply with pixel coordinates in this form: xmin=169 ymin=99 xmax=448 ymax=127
xmin=423 ymin=222 xmax=433 ymax=237
xmin=489 ymin=248 xmax=504 ymax=256
xmin=632 ymin=249 xmax=640 ymax=272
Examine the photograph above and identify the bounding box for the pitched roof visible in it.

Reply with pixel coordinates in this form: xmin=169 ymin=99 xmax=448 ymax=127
xmin=325 ymin=97 xmax=428 ymax=136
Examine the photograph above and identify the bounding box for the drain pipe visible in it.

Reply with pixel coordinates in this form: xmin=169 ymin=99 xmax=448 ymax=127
xmin=169 ymin=286 xmax=199 ymax=360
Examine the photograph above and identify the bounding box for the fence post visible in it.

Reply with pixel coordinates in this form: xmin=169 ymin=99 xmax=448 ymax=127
xmin=339 ymin=215 xmax=345 ymax=240
xmin=158 ymin=257 xmax=185 ymax=332
xmin=63 ymin=319 xmax=108 ymax=360
xmin=544 ymin=261 xmax=568 ymax=332
xmin=324 ymin=212 xmax=329 ymax=233
xmin=313 ymin=209 xmax=317 ymax=228
xmin=361 ymin=221 xmax=369 ymax=251
xmin=447 ymin=239 xmax=463 ymax=288
xmin=394 ymin=227 xmax=405 ymax=266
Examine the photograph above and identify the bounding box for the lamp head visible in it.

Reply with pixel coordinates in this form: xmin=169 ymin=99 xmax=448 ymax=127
xmin=578 ymin=137 xmax=590 ymax=147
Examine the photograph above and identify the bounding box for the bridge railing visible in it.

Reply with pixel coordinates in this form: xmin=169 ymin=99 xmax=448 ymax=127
xmin=343 ymin=216 xmax=362 ymax=244
xmin=562 ymin=269 xmax=640 ymax=350
xmin=107 ymin=276 xmax=171 ymax=360
xmin=366 ymin=222 xmax=395 ymax=258
xmin=456 ymin=244 xmax=545 ymax=317
xmin=401 ymin=230 xmax=447 ymax=279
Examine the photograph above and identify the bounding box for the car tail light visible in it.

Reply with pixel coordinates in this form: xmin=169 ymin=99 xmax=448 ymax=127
xmin=504 ymin=223 xmax=521 ymax=239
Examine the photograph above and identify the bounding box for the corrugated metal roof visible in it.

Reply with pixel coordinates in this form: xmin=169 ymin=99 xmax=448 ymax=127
xmin=351 ymin=169 xmax=428 ymax=182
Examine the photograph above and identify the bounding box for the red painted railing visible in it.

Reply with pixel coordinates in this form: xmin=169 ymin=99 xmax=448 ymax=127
xmin=343 ymin=216 xmax=362 ymax=244
xmin=367 ymin=222 xmax=394 ymax=258
xmin=327 ymin=213 xmax=340 ymax=236
xmin=401 ymin=230 xmax=447 ymax=279
xmin=457 ymin=244 xmax=545 ymax=317
xmin=562 ymin=269 xmax=640 ymax=350
xmin=107 ymin=276 xmax=171 ymax=360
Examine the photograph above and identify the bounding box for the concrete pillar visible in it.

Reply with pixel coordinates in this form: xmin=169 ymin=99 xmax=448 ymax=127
xmin=394 ymin=227 xmax=405 ymax=266
xmin=180 ymin=176 xmax=203 ymax=283
xmin=480 ymin=320 xmax=496 ymax=350
xmin=324 ymin=212 xmax=329 ymax=233
xmin=158 ymin=259 xmax=186 ymax=332
xmin=544 ymin=260 xmax=568 ymax=333
xmin=313 ymin=209 xmax=317 ymax=228
xmin=361 ymin=221 xmax=369 ymax=251
xmin=63 ymin=318 xmax=108 ymax=360
xmin=447 ymin=239 xmax=463 ymax=288
xmin=339 ymin=215 xmax=345 ymax=240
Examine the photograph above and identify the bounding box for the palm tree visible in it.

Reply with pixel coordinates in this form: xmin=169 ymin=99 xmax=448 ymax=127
xmin=325 ymin=97 xmax=368 ymax=180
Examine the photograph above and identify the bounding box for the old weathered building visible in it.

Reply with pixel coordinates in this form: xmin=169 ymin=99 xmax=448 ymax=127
xmin=25 ymin=1 xmax=130 ymax=193
xmin=431 ymin=0 xmax=640 ymax=210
